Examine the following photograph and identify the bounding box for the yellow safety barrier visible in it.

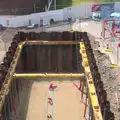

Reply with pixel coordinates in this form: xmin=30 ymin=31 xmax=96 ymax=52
xmin=25 ymin=41 xmax=79 ymax=45
xmin=104 ymin=49 xmax=112 ymax=53
xmin=80 ymin=42 xmax=103 ymax=120
xmin=110 ymin=64 xmax=119 ymax=68
xmin=69 ymin=28 xmax=73 ymax=32
xmin=13 ymin=73 xmax=85 ymax=78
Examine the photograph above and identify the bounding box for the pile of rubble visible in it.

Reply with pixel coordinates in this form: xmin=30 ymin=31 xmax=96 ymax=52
xmin=91 ymin=39 xmax=120 ymax=117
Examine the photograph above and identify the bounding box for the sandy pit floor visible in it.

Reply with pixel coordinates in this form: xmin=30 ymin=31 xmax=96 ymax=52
xmin=26 ymin=79 xmax=87 ymax=120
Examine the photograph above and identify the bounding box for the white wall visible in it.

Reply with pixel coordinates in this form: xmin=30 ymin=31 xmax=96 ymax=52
xmin=71 ymin=4 xmax=92 ymax=20
xmin=114 ymin=2 xmax=120 ymax=12
xmin=0 ymin=16 xmax=12 ymax=27
xmin=8 ymin=9 xmax=64 ymax=27
xmin=30 ymin=9 xmax=64 ymax=26
xmin=0 ymin=15 xmax=31 ymax=27
xmin=11 ymin=15 xmax=31 ymax=27
xmin=64 ymin=4 xmax=93 ymax=21
xmin=0 ymin=4 xmax=94 ymax=28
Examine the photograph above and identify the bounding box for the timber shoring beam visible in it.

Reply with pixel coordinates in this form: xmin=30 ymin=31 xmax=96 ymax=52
xmin=13 ymin=73 xmax=85 ymax=78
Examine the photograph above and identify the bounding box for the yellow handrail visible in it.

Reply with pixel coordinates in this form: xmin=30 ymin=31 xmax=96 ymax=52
xmin=13 ymin=73 xmax=85 ymax=78
xmin=80 ymin=42 xmax=103 ymax=120
xmin=24 ymin=41 xmax=79 ymax=45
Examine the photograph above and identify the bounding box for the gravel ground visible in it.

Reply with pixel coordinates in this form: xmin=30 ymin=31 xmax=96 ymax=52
xmin=90 ymin=38 xmax=120 ymax=119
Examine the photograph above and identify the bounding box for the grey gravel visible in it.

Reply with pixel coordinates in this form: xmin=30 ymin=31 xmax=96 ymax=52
xmin=90 ymin=38 xmax=120 ymax=118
